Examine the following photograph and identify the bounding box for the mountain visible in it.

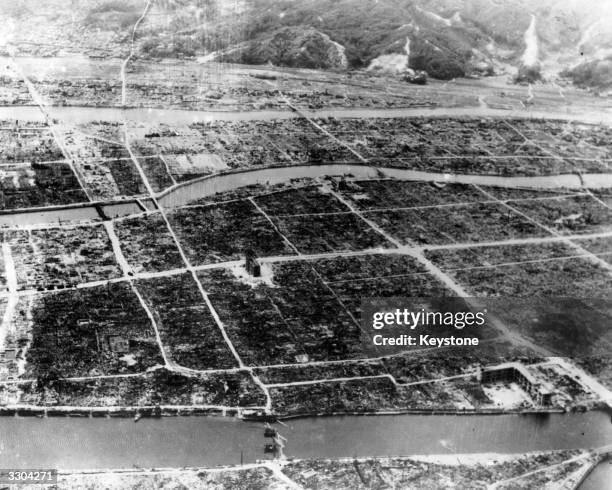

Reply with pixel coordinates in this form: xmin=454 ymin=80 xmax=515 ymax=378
xmin=132 ymin=0 xmax=612 ymax=89
xmin=4 ymin=0 xmax=611 ymax=90
xmin=216 ymin=26 xmax=349 ymax=70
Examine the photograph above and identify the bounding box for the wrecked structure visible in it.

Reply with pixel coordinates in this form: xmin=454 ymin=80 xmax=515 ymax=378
xmin=481 ymin=362 xmax=553 ymax=406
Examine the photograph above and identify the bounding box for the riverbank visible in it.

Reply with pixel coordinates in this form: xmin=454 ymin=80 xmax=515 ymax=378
xmin=0 ymin=405 xmax=240 ymax=418
xmin=0 ymin=404 xmax=572 ymax=419
xmin=270 ymin=407 xmax=568 ymax=421
xmin=29 ymin=450 xmax=597 ymax=489
xmin=579 ymin=455 xmax=612 ymax=490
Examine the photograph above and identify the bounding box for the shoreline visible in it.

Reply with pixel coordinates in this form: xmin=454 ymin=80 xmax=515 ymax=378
xmin=35 ymin=449 xmax=598 ymax=477
xmin=0 ymin=404 xmax=590 ymax=419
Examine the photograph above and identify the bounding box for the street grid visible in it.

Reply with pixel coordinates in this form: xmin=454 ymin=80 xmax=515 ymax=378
xmin=0 ymin=6 xmax=611 ymax=415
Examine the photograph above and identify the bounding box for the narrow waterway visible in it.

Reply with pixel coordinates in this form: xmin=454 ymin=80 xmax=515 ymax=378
xmin=4 ymin=164 xmax=612 ymax=228
xmin=0 ymin=412 xmax=609 ymax=470
xmin=157 ymin=164 xmax=608 ymax=209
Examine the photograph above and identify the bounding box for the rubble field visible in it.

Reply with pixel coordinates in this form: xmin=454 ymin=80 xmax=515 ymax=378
xmin=136 ymin=273 xmax=239 ymax=371
xmin=114 ymin=213 xmax=184 ymax=273
xmin=0 ymin=177 xmax=609 ymax=412
xmin=24 ymin=282 xmax=163 ymax=380
xmin=24 ymin=450 xmax=591 ymax=489
xmin=16 ymin=369 xmax=265 ymax=409
xmin=198 ymin=265 xmax=363 ymax=366
xmin=167 ymin=200 xmax=295 ymax=265
xmin=4 ymin=225 xmax=121 ymax=291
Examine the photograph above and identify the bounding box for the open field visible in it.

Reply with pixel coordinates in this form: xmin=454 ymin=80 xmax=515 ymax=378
xmin=426 ymin=242 xmax=612 ymax=357
xmin=426 ymin=243 xmax=612 ymax=298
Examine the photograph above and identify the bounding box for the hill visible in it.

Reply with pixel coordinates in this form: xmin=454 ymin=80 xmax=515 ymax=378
xmin=3 ymin=0 xmax=611 ymax=90
xmin=133 ymin=0 xmax=612 ymax=88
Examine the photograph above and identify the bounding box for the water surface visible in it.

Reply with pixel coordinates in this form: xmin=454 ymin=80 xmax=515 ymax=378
xmin=0 ymin=412 xmax=609 ymax=470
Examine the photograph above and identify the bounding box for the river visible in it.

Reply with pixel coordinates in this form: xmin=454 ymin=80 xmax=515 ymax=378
xmin=158 ymin=164 xmax=603 ymax=210
xmin=2 ymin=53 xmax=611 ymax=125
xmin=1 ymin=102 xmax=610 ymax=126
xmin=3 ymin=163 xmax=612 ymax=228
xmin=0 ymin=412 xmax=609 ymax=470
